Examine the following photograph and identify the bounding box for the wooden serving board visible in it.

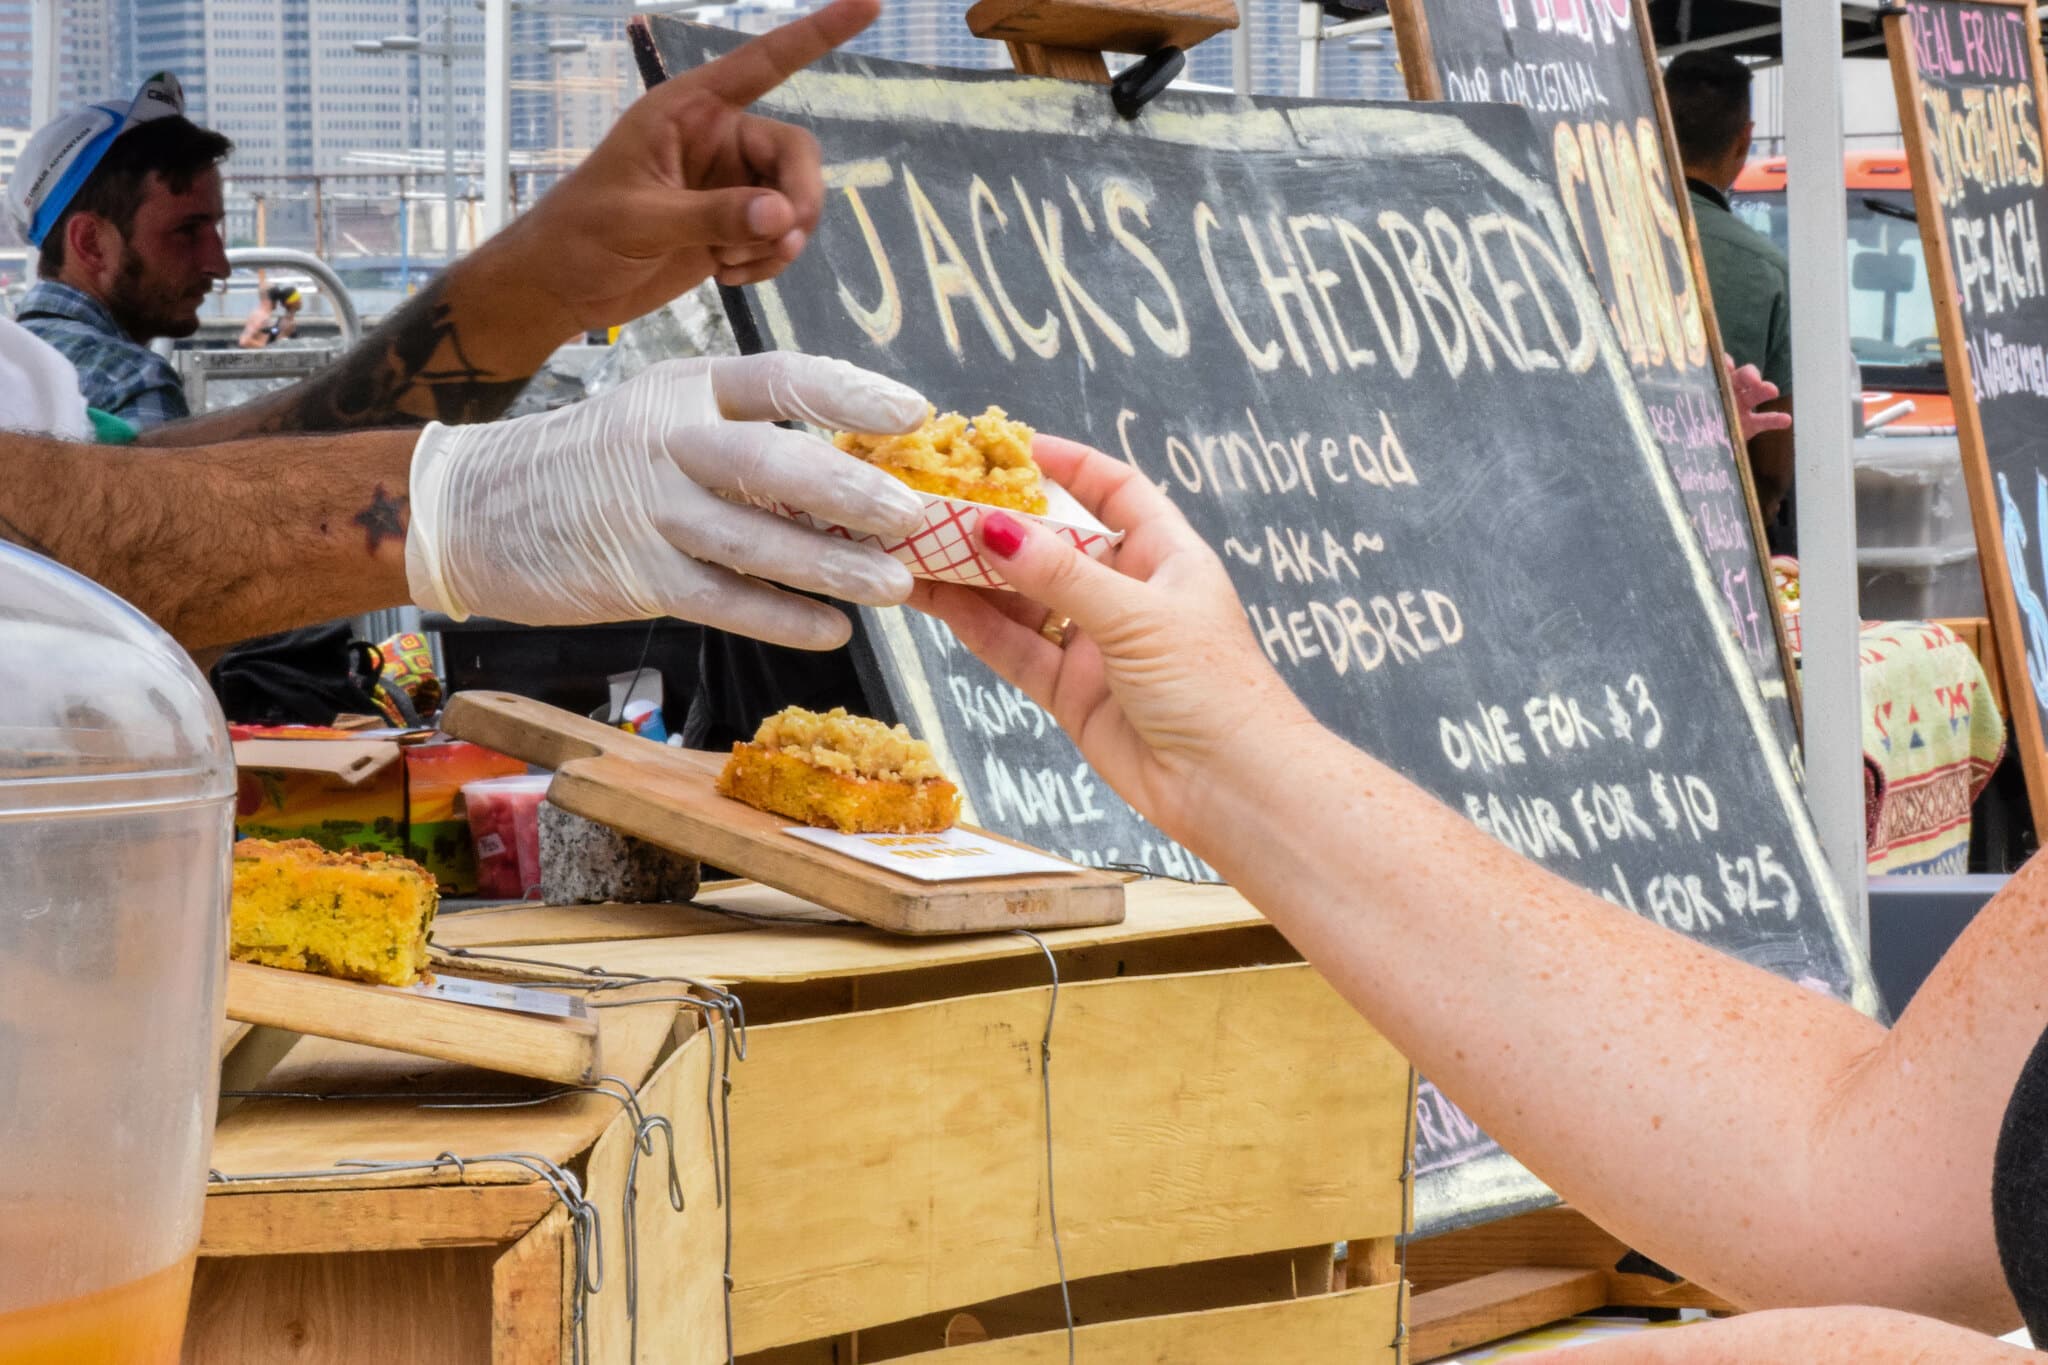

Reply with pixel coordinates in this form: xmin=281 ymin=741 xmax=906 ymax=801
xmin=224 ymin=960 xmax=601 ymax=1086
xmin=440 ymin=691 xmax=1127 ymax=935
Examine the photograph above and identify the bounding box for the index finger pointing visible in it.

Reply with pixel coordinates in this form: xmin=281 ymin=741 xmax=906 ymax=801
xmin=686 ymin=0 xmax=879 ymax=107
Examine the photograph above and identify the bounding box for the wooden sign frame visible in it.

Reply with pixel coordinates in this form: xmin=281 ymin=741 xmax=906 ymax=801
xmin=1885 ymin=0 xmax=2048 ymax=822
xmin=1388 ymin=0 xmax=1804 ymax=740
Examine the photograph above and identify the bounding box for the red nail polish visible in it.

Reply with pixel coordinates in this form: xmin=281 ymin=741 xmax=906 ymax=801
xmin=982 ymin=511 xmax=1026 ymax=559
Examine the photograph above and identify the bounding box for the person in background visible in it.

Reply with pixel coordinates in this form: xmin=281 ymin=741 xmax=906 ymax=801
xmin=7 ymin=74 xmax=232 ymax=429
xmin=1666 ymin=49 xmax=1798 ymax=553
xmin=239 ymin=283 xmax=302 ymax=349
xmin=911 ymin=437 xmax=2048 ymax=1361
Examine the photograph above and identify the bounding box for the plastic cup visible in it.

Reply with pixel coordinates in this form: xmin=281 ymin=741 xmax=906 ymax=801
xmin=462 ymin=774 xmax=552 ymax=901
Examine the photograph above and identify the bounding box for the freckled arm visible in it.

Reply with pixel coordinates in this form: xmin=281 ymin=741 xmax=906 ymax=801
xmin=1180 ymin=722 xmax=2035 ymax=1330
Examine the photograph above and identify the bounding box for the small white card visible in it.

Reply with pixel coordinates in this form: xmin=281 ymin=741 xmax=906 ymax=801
xmin=411 ymin=974 xmax=590 ymax=1021
xmin=783 ymin=826 xmax=1082 ymax=881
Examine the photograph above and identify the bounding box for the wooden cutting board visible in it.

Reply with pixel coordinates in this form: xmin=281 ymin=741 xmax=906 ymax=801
xmin=224 ymin=960 xmax=601 ymax=1086
xmin=440 ymin=691 xmax=1126 ymax=935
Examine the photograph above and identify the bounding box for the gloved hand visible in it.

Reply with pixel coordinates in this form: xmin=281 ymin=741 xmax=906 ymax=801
xmin=406 ymin=352 xmax=928 ymax=650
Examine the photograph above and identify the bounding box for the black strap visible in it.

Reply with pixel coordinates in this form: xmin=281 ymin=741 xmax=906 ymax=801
xmin=1993 ymin=1023 xmax=2048 ymax=1341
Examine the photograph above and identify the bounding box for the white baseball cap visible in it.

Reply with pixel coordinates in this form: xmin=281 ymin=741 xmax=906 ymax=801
xmin=6 ymin=73 xmax=189 ymax=249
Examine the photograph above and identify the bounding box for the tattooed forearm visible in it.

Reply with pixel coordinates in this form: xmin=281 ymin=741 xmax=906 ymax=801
xmin=255 ymin=277 xmax=530 ymax=433
xmin=139 ymin=274 xmax=541 ymax=447
xmin=2 ymin=428 xmax=418 ymax=649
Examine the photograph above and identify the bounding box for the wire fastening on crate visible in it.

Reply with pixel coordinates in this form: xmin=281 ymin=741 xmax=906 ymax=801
xmin=1014 ymin=929 xmax=1075 ymax=1365
xmin=593 ymin=989 xmax=745 ymax=1364
xmin=623 ymin=1113 xmax=687 ymax=1360
xmin=222 ymin=1074 xmax=648 ymax=1119
xmin=219 ymin=1071 xmax=685 ymax=1360
xmin=436 ymin=947 xmax=750 ymax=1203
xmin=211 ymin=1150 xmax=605 ymax=1365
xmin=1391 ymin=1069 xmax=1419 ymax=1358
xmin=439 ymin=944 xmax=750 ymax=1365
xmin=1100 ymin=860 xmax=1221 ymax=886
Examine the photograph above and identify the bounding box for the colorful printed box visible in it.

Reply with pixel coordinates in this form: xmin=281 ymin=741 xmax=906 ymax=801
xmin=232 ymin=726 xmax=525 ymax=893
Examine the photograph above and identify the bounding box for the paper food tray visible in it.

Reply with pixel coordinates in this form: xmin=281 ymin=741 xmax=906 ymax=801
xmin=772 ymin=479 xmax=1123 ymax=591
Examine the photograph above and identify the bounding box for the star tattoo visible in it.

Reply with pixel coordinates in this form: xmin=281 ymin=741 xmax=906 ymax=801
xmin=353 ymin=486 xmax=410 ymax=555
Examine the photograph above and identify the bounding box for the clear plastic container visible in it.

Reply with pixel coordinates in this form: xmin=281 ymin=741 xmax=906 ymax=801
xmin=0 ymin=546 xmax=234 ymax=1361
xmin=462 ymin=774 xmax=551 ymax=902
xmin=1858 ymin=543 xmax=1987 ymax=621
xmin=1853 ymin=434 xmax=1975 ymax=551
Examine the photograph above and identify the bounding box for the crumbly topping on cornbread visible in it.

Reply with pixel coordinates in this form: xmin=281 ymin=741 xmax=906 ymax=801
xmin=750 ymin=706 xmax=943 ymax=783
xmin=835 ymin=406 xmax=1042 ymax=500
xmin=234 ymin=837 xmax=427 ymax=875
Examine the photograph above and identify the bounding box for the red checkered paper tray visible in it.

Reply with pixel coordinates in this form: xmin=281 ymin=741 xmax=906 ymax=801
xmin=772 ymin=479 xmax=1123 ymax=591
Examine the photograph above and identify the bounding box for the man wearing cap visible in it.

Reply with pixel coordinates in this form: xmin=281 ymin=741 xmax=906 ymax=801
xmin=9 ymin=73 xmax=230 ymax=430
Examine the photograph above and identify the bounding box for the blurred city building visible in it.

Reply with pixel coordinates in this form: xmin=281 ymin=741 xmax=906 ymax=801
xmin=0 ymin=0 xmax=1402 ymax=274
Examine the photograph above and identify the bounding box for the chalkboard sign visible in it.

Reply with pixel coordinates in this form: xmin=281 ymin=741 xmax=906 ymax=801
xmin=648 ymin=22 xmax=1882 ymax=1233
xmin=1390 ymin=0 xmax=1801 ymax=773
xmin=1887 ymin=0 xmax=2048 ymax=823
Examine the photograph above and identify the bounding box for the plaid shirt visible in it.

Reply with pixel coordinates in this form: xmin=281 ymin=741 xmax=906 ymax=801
xmin=14 ymin=281 xmax=189 ymax=429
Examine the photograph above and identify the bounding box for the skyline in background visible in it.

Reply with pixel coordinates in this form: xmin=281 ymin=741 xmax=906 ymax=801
xmin=0 ymin=0 xmax=1404 ymax=258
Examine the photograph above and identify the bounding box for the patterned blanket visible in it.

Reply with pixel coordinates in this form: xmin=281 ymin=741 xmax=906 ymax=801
xmin=1775 ymin=560 xmax=2005 ymax=873
xmin=1859 ymin=621 xmax=2006 ymax=873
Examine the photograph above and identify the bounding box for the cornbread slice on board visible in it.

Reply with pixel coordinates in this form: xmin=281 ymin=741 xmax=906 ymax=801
xmin=717 ymin=746 xmax=962 ymax=834
xmin=716 ymin=706 xmax=962 ymax=834
xmin=231 ymin=838 xmax=439 ymax=987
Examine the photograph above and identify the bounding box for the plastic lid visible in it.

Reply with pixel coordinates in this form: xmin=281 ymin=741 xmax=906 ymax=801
xmin=462 ymin=774 xmax=552 ymax=794
xmin=0 ymin=545 xmax=233 ymax=813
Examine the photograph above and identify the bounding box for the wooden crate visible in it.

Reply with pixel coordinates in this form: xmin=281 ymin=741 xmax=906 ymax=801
xmin=1403 ymin=1205 xmax=1736 ymax=1361
xmin=455 ymin=880 xmax=1417 ymax=1362
xmin=185 ymin=991 xmax=725 ymax=1364
xmin=737 ymin=1251 xmax=1402 ymax=1362
xmin=883 ymin=1284 xmax=1402 ymax=1362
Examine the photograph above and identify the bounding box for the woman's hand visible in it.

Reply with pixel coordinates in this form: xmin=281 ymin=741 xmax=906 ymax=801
xmin=908 ymin=436 xmax=1317 ymax=843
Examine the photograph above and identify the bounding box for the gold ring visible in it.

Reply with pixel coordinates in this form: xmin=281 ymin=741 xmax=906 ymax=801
xmin=1039 ymin=614 xmax=1074 ymax=647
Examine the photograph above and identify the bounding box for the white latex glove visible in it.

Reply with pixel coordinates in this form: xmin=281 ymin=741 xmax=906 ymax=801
xmin=406 ymin=353 xmax=928 ymax=650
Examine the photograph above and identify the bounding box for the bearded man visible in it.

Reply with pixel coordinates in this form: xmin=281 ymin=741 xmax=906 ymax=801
xmin=10 ymin=73 xmax=232 ymax=430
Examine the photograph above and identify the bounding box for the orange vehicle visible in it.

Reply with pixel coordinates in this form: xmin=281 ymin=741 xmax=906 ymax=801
xmin=1731 ymin=150 xmax=1958 ymax=432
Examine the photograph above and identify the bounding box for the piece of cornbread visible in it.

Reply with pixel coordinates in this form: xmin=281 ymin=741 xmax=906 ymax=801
xmin=230 ymin=838 xmax=439 ymax=987
xmin=835 ymin=406 xmax=1048 ymax=515
xmin=716 ymin=706 xmax=961 ymax=834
